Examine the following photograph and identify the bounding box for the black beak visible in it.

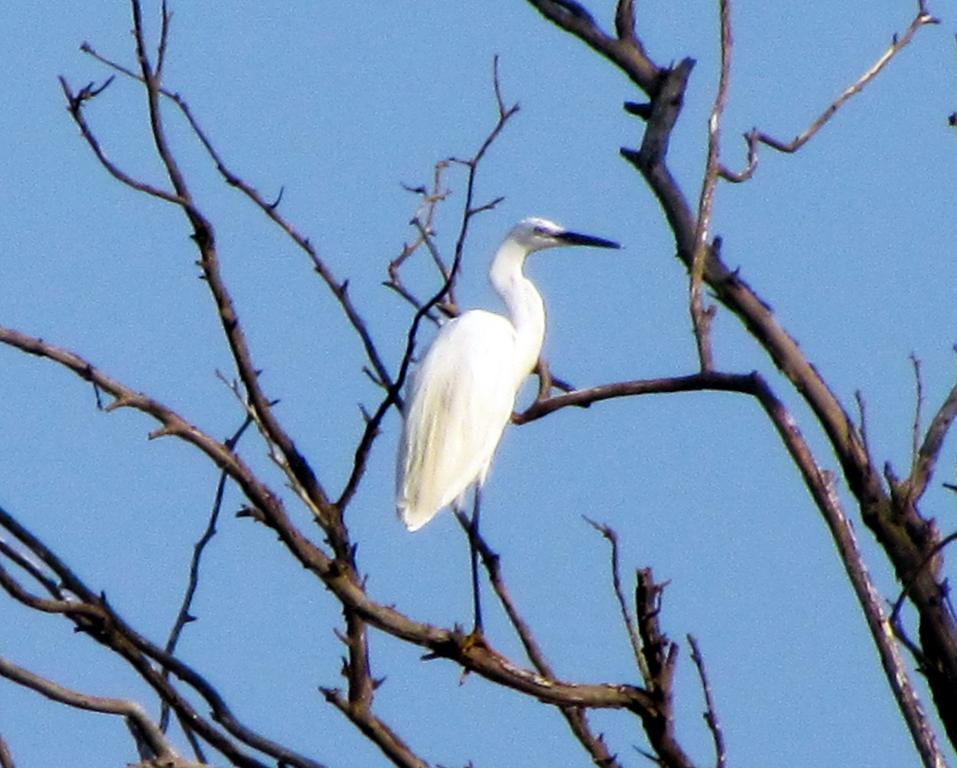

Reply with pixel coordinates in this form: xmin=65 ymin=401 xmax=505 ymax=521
xmin=558 ymin=230 xmax=621 ymax=249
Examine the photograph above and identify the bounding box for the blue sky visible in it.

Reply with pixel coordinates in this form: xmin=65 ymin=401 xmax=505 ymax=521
xmin=1 ymin=3 xmax=955 ymax=767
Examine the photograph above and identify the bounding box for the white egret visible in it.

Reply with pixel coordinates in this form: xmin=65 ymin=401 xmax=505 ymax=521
xmin=395 ymin=217 xmax=619 ymax=630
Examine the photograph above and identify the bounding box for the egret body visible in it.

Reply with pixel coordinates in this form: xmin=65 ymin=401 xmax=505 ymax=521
xmin=396 ymin=217 xmax=619 ymax=531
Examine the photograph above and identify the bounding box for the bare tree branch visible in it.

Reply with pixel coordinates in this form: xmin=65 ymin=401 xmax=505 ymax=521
xmin=159 ymin=415 xmax=254 ymax=740
xmin=585 ymin=519 xmax=647 ymax=682
xmin=0 ymin=733 xmax=14 ymax=768
xmin=688 ymin=635 xmax=727 ymax=768
xmin=720 ymin=7 xmax=939 ymax=181
xmin=690 ymin=0 xmax=733 ymax=371
xmin=0 ymin=655 xmax=193 ymax=767
xmin=320 ymin=687 xmax=428 ymax=768
xmin=907 ymin=381 xmax=957 ymax=504
xmin=57 ymin=75 xmax=182 ymax=204
xmin=633 ymin=569 xmax=695 ymax=768
xmin=525 ymin=0 xmax=659 ymax=91
xmin=515 ymin=364 xmax=947 ymax=767
xmin=454 ymin=510 xmax=623 ymax=768
xmin=337 ymin=57 xmax=520 ymax=512
xmin=3 ymin=3 xmax=950 ymax=766
xmin=0 ymin=331 xmax=660 ymax=722
xmin=0 ymin=505 xmax=317 ymax=768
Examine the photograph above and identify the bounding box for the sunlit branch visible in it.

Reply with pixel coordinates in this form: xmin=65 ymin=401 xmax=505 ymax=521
xmin=452 ymin=509 xmax=624 ymax=768
xmin=0 ymin=656 xmax=191 ymax=766
xmin=719 ymin=7 xmax=939 ymax=181
xmin=689 ymin=0 xmax=733 ymax=371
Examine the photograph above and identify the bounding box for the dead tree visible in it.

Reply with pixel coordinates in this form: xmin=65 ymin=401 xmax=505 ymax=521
xmin=0 ymin=2 xmax=954 ymax=767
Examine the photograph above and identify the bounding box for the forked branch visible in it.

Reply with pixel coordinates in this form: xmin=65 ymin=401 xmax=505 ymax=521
xmin=720 ymin=6 xmax=939 ymax=181
xmin=0 ymin=656 xmax=195 ymax=767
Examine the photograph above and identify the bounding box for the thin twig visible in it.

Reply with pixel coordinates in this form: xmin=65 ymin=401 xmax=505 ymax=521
xmin=160 ymin=415 xmax=254 ymax=736
xmin=720 ymin=8 xmax=939 ymax=181
xmin=910 ymin=354 xmax=925 ymax=476
xmin=81 ymin=41 xmax=392 ymax=394
xmin=690 ymin=0 xmax=732 ymax=371
xmin=388 ymin=160 xmax=452 ymax=306
xmin=453 ymin=510 xmax=624 ymax=768
xmin=907 ymin=381 xmax=957 ymax=503
xmin=336 ymin=57 xmax=519 ymax=512
xmin=584 ymin=518 xmax=648 ymax=681
xmin=687 ymin=636 xmax=727 ymax=768
xmin=57 ymin=76 xmax=182 ymax=204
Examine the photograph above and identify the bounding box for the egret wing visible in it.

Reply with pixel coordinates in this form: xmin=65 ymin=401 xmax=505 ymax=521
xmin=396 ymin=312 xmax=518 ymax=530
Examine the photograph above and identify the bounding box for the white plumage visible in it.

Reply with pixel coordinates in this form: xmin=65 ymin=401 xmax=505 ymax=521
xmin=396 ymin=217 xmax=619 ymax=531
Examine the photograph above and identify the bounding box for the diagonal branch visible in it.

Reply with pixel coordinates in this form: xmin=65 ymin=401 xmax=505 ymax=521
xmin=320 ymin=687 xmax=427 ymax=768
xmin=0 ymin=733 xmax=12 ymax=768
xmin=80 ymin=38 xmax=393 ymax=393
xmin=689 ymin=0 xmax=733 ymax=372
xmin=515 ymin=366 xmax=945 ymax=767
xmin=57 ymin=76 xmax=182 ymax=204
xmin=907 ymin=381 xmax=957 ymax=503
xmin=687 ymin=636 xmax=727 ymax=768
xmin=0 ymin=505 xmax=317 ymax=768
xmin=0 ymin=655 xmax=194 ymax=767
xmin=454 ymin=511 xmax=622 ymax=768
xmin=159 ymin=415 xmax=253 ymax=740
xmin=524 ymin=0 xmax=660 ymax=91
xmin=720 ymin=6 xmax=939 ymax=181
xmin=0 ymin=325 xmax=285 ymax=525
xmin=0 ymin=328 xmax=660 ymax=718
xmin=128 ymin=1 xmax=341 ymax=536
xmin=584 ymin=518 xmax=647 ymax=681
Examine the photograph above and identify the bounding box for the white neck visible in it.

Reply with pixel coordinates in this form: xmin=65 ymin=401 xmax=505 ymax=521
xmin=489 ymin=239 xmax=546 ymax=387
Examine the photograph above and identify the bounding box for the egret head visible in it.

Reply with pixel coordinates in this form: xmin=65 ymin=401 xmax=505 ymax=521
xmin=509 ymin=217 xmax=620 ymax=253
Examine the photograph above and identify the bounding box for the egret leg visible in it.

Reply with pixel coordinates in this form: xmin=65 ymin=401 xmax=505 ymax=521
xmin=468 ymin=487 xmax=483 ymax=634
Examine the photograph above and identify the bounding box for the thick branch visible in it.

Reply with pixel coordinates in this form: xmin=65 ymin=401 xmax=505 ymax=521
xmin=0 ymin=329 xmax=657 ymax=719
xmin=516 ymin=368 xmax=945 ymax=766
xmin=524 ymin=0 xmax=660 ymax=91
